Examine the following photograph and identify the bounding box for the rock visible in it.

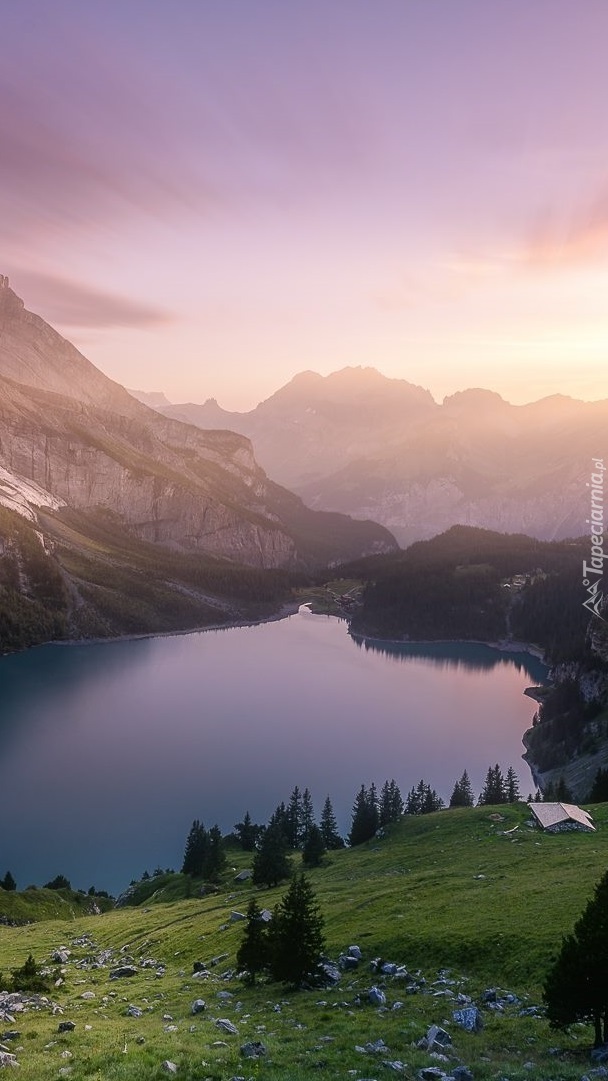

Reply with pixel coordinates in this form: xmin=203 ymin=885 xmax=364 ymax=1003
xmin=217 ymin=991 xmax=233 ymax=1001
xmin=191 ymin=1000 xmax=206 ymax=1015
xmin=259 ymin=909 xmax=273 ymax=923
xmin=80 ymin=992 xmax=95 ymax=1000
xmin=451 ymin=1068 xmax=474 ymax=1081
xmin=215 ymin=1018 xmax=239 ymax=1035
xmin=426 ymin=1024 xmax=451 ymax=1050
xmin=368 ymin=987 xmax=386 ymax=1006
xmin=109 ymin=966 xmax=137 ymax=979
xmin=482 ymin=989 xmax=497 ymax=1003
xmin=418 ymin=1069 xmax=447 ymax=1080
xmin=340 ymin=955 xmax=359 ymax=971
xmin=0 ymin=1035 xmax=19 ymax=1043
xmin=348 ymin=945 xmax=363 ymax=960
xmin=381 ymin=963 xmax=398 ymax=976
xmin=57 ymin=1021 xmax=76 ymax=1033
xmin=210 ymin=954 xmax=229 ymax=967
xmin=320 ymin=963 xmax=341 ymax=985
xmin=452 ymin=1006 xmax=483 ymax=1033
xmin=126 ymin=1006 xmax=143 ymax=1018
xmin=240 ymin=1040 xmax=267 ymax=1059
xmin=164 ymin=1025 xmax=178 ymax=1033
xmin=592 ymin=1048 xmax=608 ymax=1064
xmin=161 ymin=1062 xmax=178 ymax=1074
xmin=0 ymin=1051 xmax=19 ymax=1069
xmin=230 ymin=911 xmax=246 ymax=922
xmin=52 ymin=950 xmax=71 ymax=964
xmin=192 ymin=961 xmax=208 ymax=974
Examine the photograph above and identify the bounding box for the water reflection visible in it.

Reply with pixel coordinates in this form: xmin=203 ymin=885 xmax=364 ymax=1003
xmin=351 ymin=634 xmax=548 ymax=683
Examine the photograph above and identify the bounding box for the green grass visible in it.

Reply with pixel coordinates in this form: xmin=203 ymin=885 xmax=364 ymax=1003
xmin=2 ymin=803 xmax=608 ymax=1079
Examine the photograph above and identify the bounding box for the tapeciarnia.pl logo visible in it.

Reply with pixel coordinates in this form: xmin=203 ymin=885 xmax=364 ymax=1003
xmin=582 ymin=457 xmax=606 ymax=621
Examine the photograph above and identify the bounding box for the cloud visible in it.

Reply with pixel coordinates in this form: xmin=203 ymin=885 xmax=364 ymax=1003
xmin=10 ymin=271 xmax=172 ymax=329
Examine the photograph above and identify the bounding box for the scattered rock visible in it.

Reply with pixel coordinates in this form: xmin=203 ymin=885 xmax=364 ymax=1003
xmin=453 ymin=1006 xmax=483 ymax=1033
xmin=259 ymin=909 xmax=273 ymax=923
xmin=319 ymin=963 xmax=341 ymax=985
xmin=215 ymin=1018 xmax=239 ymax=1035
xmin=161 ymin=1062 xmax=178 ymax=1074
xmin=126 ymin=1006 xmax=143 ymax=1018
xmin=80 ymin=992 xmax=95 ymax=1000
xmin=57 ymin=1022 xmax=76 ymax=1033
xmin=240 ymin=1040 xmax=267 ymax=1059
xmin=348 ymin=945 xmax=363 ymax=960
xmin=52 ymin=950 xmax=71 ymax=964
xmin=452 ymin=1068 xmax=474 ymax=1081
xmin=192 ymin=961 xmax=208 ymax=974
xmin=592 ymin=1048 xmax=608 ymax=1064
xmin=109 ymin=966 xmax=138 ymax=980
xmin=0 ymin=1051 xmax=19 ymax=1069
xmin=191 ymin=1000 xmax=206 ymax=1015
xmin=368 ymin=987 xmax=386 ymax=1007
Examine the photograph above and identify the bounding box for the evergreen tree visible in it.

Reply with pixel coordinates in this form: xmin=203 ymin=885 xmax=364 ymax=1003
xmin=320 ymin=795 xmax=344 ymax=849
xmin=302 ymin=823 xmax=326 ymax=867
xmin=1 ymin=871 xmax=16 ymax=892
xmin=556 ymin=776 xmax=573 ymax=801
xmin=181 ymin=820 xmax=209 ymax=877
xmin=236 ymin=898 xmax=270 ymax=984
xmin=348 ymin=784 xmax=379 ymax=846
xmin=379 ymin=779 xmax=404 ymax=826
xmin=269 ymin=802 xmax=291 ymax=846
xmin=301 ymin=788 xmax=315 ymax=847
xmin=588 ymin=768 xmax=608 ymax=802
xmin=234 ymin=811 xmax=260 ymax=851
xmin=449 ymin=770 xmax=474 ymax=808
xmin=505 ymin=766 xmax=520 ymax=803
xmin=478 ymin=764 xmax=506 ymax=805
xmin=43 ymin=874 xmax=71 ymax=891
xmin=406 ymin=779 xmax=444 ymax=815
xmin=269 ymin=873 xmax=325 ymax=985
xmin=544 ymin=868 xmax=608 ymax=1047
xmin=287 ymin=786 xmax=302 ymax=848
xmin=252 ymin=822 xmax=292 ymax=887
xmin=205 ymin=824 xmax=226 ymax=881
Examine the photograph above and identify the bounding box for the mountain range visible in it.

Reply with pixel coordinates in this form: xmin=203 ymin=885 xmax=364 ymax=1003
xmin=0 ymin=279 xmax=395 ymax=647
xmin=145 ymin=367 xmax=608 ymax=545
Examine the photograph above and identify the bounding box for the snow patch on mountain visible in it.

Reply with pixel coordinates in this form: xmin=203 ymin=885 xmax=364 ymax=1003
xmin=0 ymin=465 xmax=66 ymax=522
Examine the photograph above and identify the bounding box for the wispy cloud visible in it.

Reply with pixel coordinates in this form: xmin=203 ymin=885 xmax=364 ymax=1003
xmin=524 ymin=187 xmax=608 ymax=268
xmin=11 ymin=271 xmax=171 ymax=329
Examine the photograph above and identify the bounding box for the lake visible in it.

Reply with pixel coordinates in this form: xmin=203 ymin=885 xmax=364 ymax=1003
xmin=0 ymin=607 xmax=547 ymax=895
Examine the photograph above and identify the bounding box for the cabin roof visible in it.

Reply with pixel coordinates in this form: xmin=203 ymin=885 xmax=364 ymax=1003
xmin=528 ymin=802 xmax=595 ymax=831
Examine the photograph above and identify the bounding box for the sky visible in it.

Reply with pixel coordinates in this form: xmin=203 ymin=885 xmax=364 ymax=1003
xmin=2 ymin=0 xmax=608 ymax=410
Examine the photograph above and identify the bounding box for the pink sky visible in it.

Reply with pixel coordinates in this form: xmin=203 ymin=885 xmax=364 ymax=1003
xmin=2 ymin=1 xmax=608 ymax=409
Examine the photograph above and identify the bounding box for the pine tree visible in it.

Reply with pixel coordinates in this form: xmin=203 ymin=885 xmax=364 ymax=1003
xmin=269 ymin=802 xmax=291 ymax=846
xmin=236 ymin=898 xmax=270 ymax=984
xmin=181 ymin=820 xmax=209 ymax=877
xmin=379 ymin=779 xmax=404 ymax=826
xmin=505 ymin=766 xmax=520 ymax=803
xmin=556 ymin=776 xmax=573 ymax=801
xmin=449 ymin=770 xmax=474 ymax=808
xmin=287 ymin=786 xmax=302 ymax=848
xmin=544 ymin=868 xmax=608 ymax=1047
xmin=348 ymin=784 xmax=379 ymax=846
xmin=1 ymin=871 xmax=16 ymax=892
xmin=234 ymin=811 xmax=260 ymax=851
xmin=269 ymin=874 xmax=325 ymax=985
xmin=302 ymin=823 xmax=326 ymax=867
xmin=301 ymin=788 xmax=315 ymax=847
xmin=252 ymin=822 xmax=292 ymax=888
xmin=478 ymin=764 xmax=506 ymax=805
xmin=205 ymin=824 xmax=226 ymax=881
xmin=320 ymin=795 xmax=344 ymax=849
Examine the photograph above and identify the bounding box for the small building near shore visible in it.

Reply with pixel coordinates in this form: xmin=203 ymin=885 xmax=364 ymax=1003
xmin=528 ymin=802 xmax=596 ymax=833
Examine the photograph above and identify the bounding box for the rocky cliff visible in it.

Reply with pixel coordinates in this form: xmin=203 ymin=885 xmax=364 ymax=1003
xmin=0 ymin=279 xmax=396 ymax=572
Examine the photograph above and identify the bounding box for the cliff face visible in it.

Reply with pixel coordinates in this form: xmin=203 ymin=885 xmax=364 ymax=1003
xmin=159 ymin=371 xmax=608 ymax=546
xmin=0 ymin=279 xmax=396 ymax=571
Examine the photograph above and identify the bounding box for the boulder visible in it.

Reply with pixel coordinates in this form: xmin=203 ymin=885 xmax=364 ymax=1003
xmin=57 ymin=1021 xmax=76 ymax=1033
xmin=0 ymin=1051 xmax=19 ymax=1069
xmin=126 ymin=1005 xmax=143 ymax=1018
xmin=109 ymin=966 xmax=138 ymax=979
xmin=52 ymin=949 xmax=71 ymax=964
xmin=348 ymin=945 xmax=363 ymax=960
xmin=191 ymin=1000 xmax=206 ymax=1015
xmin=452 ymin=1068 xmax=474 ymax=1081
xmin=161 ymin=1062 xmax=178 ymax=1074
xmin=452 ymin=1006 xmax=483 ymax=1033
xmin=215 ymin=1018 xmax=239 ymax=1035
xmin=240 ymin=1040 xmax=267 ymax=1059
xmin=426 ymin=1024 xmax=451 ymax=1050
xmin=368 ymin=986 xmax=386 ymax=1006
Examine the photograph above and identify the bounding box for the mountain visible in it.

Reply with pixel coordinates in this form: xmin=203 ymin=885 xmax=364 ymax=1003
xmin=0 ymin=278 xmax=396 ymax=647
xmin=157 ymin=368 xmax=608 ymax=545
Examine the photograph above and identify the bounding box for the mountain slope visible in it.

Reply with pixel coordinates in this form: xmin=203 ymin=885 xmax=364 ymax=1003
xmin=157 ymin=368 xmax=608 ymax=545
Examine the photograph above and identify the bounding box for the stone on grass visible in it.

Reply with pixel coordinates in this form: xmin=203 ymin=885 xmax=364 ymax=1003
xmin=452 ymin=1006 xmax=483 ymax=1033
xmin=57 ymin=1021 xmax=76 ymax=1033
xmin=368 ymin=987 xmax=386 ymax=1006
xmin=215 ymin=1018 xmax=238 ymax=1035
xmin=80 ymin=992 xmax=95 ymax=1000
xmin=126 ymin=1005 xmax=143 ymax=1018
xmin=161 ymin=1062 xmax=178 ymax=1074
xmin=191 ymin=999 xmax=206 ymax=1015
xmin=348 ymin=945 xmax=363 ymax=959
xmin=451 ymin=1068 xmax=474 ymax=1081
xmin=0 ymin=1050 xmax=19 ymax=1068
xmin=109 ymin=966 xmax=137 ymax=979
xmin=240 ymin=1041 xmax=267 ymax=1059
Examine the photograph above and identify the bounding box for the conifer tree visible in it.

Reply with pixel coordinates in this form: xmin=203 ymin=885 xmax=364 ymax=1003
xmin=302 ymin=823 xmax=326 ymax=867
xmin=181 ymin=820 xmax=209 ymax=877
xmin=1 ymin=871 xmax=16 ymax=892
xmin=379 ymin=779 xmax=404 ymax=826
xmin=287 ymin=786 xmax=302 ymax=848
xmin=236 ymin=898 xmax=270 ymax=984
xmin=269 ymin=873 xmax=325 ymax=985
xmin=301 ymin=788 xmax=315 ymax=847
xmin=252 ymin=822 xmax=292 ymax=887
xmin=505 ymin=766 xmax=520 ymax=803
xmin=205 ymin=824 xmax=226 ymax=881
xmin=234 ymin=811 xmax=260 ymax=851
xmin=556 ymin=776 xmax=573 ymax=801
xmin=449 ymin=770 xmax=474 ymax=808
xmin=348 ymin=784 xmax=379 ymax=846
xmin=478 ymin=764 xmax=506 ymax=805
xmin=544 ymin=868 xmax=608 ymax=1047
xmin=320 ymin=795 xmax=344 ymax=849
xmin=588 ymin=768 xmax=608 ymax=802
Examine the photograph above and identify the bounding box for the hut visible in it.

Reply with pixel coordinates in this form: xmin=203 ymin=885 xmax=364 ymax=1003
xmin=528 ymin=802 xmax=595 ymax=833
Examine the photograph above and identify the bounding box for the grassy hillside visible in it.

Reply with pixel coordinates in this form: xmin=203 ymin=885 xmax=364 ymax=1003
xmin=2 ymin=804 xmax=608 ymax=1079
